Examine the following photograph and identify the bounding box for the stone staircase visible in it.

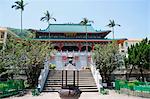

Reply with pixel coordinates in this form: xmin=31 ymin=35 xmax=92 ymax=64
xmin=43 ymin=69 xmax=98 ymax=92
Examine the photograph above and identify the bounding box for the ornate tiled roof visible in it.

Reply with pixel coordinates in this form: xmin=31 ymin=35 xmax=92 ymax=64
xmin=38 ymin=24 xmax=110 ymax=33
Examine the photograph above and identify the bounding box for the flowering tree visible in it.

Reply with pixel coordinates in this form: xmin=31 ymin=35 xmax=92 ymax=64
xmin=0 ymin=33 xmax=53 ymax=87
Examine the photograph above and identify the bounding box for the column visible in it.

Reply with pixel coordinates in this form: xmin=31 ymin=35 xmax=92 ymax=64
xmin=59 ymin=42 xmax=64 ymax=51
xmin=78 ymin=42 xmax=82 ymax=52
xmin=92 ymin=43 xmax=94 ymax=51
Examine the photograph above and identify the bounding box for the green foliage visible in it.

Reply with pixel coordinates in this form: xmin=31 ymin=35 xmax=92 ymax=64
xmin=32 ymin=88 xmax=40 ymax=96
xmin=8 ymin=28 xmax=32 ymax=38
xmin=100 ymin=88 xmax=109 ymax=95
xmin=0 ymin=43 xmax=3 ymax=50
xmin=125 ymin=38 xmax=150 ymax=81
xmin=0 ymin=34 xmax=53 ymax=87
xmin=80 ymin=18 xmax=93 ymax=25
xmin=0 ymin=83 xmax=8 ymax=89
xmin=40 ymin=10 xmax=56 ymax=25
xmin=93 ymin=42 xmax=121 ymax=83
xmin=49 ymin=64 xmax=56 ymax=70
xmin=115 ymin=80 xmax=150 ymax=92
xmin=12 ymin=0 xmax=27 ymax=11
xmin=0 ymin=80 xmax=24 ymax=91
xmin=106 ymin=20 xmax=120 ymax=39
xmin=106 ymin=20 xmax=121 ymax=28
xmin=119 ymin=80 xmax=126 ymax=86
xmin=128 ymin=82 xmax=135 ymax=90
xmin=24 ymin=80 xmax=30 ymax=88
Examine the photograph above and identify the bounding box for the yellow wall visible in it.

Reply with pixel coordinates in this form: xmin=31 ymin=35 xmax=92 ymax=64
xmin=0 ymin=27 xmax=7 ymax=50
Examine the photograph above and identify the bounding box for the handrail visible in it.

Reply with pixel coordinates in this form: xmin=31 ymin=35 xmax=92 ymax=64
xmin=37 ymin=59 xmax=49 ymax=92
xmin=90 ymin=59 xmax=102 ymax=92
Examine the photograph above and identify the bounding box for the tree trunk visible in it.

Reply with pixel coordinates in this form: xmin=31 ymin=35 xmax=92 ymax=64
xmin=128 ymin=65 xmax=134 ymax=81
xmin=112 ymin=27 xmax=114 ymax=39
xmin=21 ymin=10 xmax=23 ymax=33
xmin=140 ymin=67 xmax=144 ymax=82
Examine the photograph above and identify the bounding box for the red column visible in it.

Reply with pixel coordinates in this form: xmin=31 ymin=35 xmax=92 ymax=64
xmin=78 ymin=42 xmax=82 ymax=51
xmin=92 ymin=44 xmax=94 ymax=51
xmin=59 ymin=42 xmax=64 ymax=51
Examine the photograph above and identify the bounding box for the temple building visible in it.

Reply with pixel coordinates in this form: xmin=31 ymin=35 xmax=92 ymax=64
xmin=0 ymin=24 xmax=127 ymax=52
xmin=33 ymin=24 xmax=127 ymax=51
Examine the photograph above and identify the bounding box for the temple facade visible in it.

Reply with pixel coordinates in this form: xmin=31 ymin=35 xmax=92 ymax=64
xmin=34 ymin=24 xmax=127 ymax=51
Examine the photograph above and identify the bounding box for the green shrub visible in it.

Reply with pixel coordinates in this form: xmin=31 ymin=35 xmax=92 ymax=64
xmin=0 ymin=83 xmax=8 ymax=90
xmin=128 ymin=82 xmax=135 ymax=90
xmin=119 ymin=80 xmax=127 ymax=88
xmin=24 ymin=80 xmax=30 ymax=88
xmin=133 ymin=80 xmax=140 ymax=86
xmin=49 ymin=64 xmax=56 ymax=69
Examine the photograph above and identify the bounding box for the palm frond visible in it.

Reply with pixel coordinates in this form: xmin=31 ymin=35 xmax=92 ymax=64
xmin=52 ymin=18 xmax=56 ymax=21
xmin=22 ymin=3 xmax=28 ymax=11
xmin=40 ymin=17 xmax=46 ymax=21
xmin=89 ymin=20 xmax=94 ymax=23
xmin=46 ymin=10 xmax=50 ymax=17
xmin=24 ymin=3 xmax=28 ymax=6
xmin=106 ymin=24 xmax=111 ymax=27
xmin=109 ymin=20 xmax=112 ymax=23
xmin=81 ymin=17 xmax=94 ymax=25
xmin=12 ymin=0 xmax=27 ymax=11
xmin=41 ymin=10 xmax=56 ymax=24
xmin=12 ymin=5 xmax=17 ymax=8
xmin=112 ymin=20 xmax=115 ymax=24
xmin=15 ymin=6 xmax=21 ymax=10
xmin=15 ymin=1 xmax=20 ymax=5
xmin=116 ymin=24 xmax=121 ymax=26
xmin=80 ymin=21 xmax=85 ymax=25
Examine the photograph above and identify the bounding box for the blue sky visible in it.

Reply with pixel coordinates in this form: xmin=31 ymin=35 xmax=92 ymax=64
xmin=0 ymin=0 xmax=149 ymax=39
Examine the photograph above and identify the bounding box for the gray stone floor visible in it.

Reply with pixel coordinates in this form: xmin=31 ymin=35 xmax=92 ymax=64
xmin=7 ymin=90 xmax=145 ymax=99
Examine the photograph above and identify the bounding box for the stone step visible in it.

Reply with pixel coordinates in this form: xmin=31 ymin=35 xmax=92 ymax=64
xmin=45 ymin=82 xmax=95 ymax=85
xmin=45 ymin=85 xmax=96 ymax=87
xmin=48 ymin=74 xmax=93 ymax=76
xmin=43 ymin=70 xmax=98 ymax=92
xmin=43 ymin=86 xmax=98 ymax=89
xmin=44 ymin=85 xmax=97 ymax=87
xmin=46 ymin=80 xmax=96 ymax=83
xmin=43 ymin=88 xmax=98 ymax=92
xmin=45 ymin=81 xmax=96 ymax=84
xmin=46 ymin=78 xmax=94 ymax=80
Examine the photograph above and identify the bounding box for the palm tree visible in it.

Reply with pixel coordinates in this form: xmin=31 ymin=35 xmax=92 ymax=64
xmin=40 ymin=11 xmax=56 ymax=25
xmin=106 ymin=20 xmax=121 ymax=39
xmin=80 ymin=18 xmax=93 ymax=67
xmin=12 ymin=0 xmax=27 ymax=34
xmin=40 ymin=11 xmax=56 ymax=39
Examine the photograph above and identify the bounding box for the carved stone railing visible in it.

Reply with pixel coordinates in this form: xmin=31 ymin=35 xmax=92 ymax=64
xmin=90 ymin=59 xmax=102 ymax=92
xmin=37 ymin=59 xmax=49 ymax=92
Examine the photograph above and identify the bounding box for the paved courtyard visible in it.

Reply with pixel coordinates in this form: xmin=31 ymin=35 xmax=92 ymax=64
xmin=6 ymin=90 xmax=145 ymax=99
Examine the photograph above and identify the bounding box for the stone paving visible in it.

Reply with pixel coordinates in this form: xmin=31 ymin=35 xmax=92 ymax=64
xmin=6 ymin=90 xmax=145 ymax=99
